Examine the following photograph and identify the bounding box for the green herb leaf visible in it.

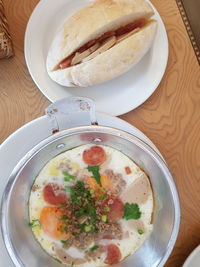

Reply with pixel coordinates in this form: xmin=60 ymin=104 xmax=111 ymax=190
xmin=28 ymin=219 xmax=41 ymax=228
xmin=138 ymin=229 xmax=144 ymax=235
xmin=90 ymin=245 xmax=99 ymax=251
xmin=63 ymin=171 xmax=76 ymax=182
xmin=61 ymin=240 xmax=68 ymax=247
xmin=54 ymin=258 xmax=62 ymax=264
xmin=87 ymin=166 xmax=101 ymax=185
xmin=123 ymin=203 xmax=141 ymax=220
xmin=75 ymin=207 xmax=85 ymax=217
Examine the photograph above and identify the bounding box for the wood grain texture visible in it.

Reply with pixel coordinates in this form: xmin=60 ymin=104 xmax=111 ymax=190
xmin=0 ymin=0 xmax=14 ymax=58
xmin=0 ymin=0 xmax=50 ymax=143
xmin=121 ymin=0 xmax=200 ymax=266
xmin=0 ymin=0 xmax=199 ymax=266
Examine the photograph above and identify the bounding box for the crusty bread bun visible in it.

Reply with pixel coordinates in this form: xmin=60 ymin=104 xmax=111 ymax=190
xmin=47 ymin=0 xmax=157 ymax=87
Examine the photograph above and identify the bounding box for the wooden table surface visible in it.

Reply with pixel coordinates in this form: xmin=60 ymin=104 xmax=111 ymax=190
xmin=0 ymin=0 xmax=199 ymax=266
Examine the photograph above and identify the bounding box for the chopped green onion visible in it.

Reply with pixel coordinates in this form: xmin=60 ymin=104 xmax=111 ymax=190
xmin=90 ymin=245 xmax=99 ymax=251
xmin=84 ymin=225 xmax=92 ymax=232
xmin=101 ymin=215 xmax=107 ymax=222
xmin=103 ymin=206 xmax=110 ymax=212
xmin=138 ymin=229 xmax=144 ymax=235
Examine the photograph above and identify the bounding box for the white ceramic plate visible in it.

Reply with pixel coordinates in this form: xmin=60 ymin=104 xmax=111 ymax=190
xmin=24 ymin=0 xmax=168 ymax=116
xmin=183 ymin=245 xmax=200 ymax=267
xmin=0 ymin=112 xmax=164 ymax=266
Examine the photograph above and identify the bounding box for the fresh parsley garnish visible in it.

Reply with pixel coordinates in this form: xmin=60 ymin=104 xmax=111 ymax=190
xmin=54 ymin=258 xmax=62 ymax=264
xmin=87 ymin=166 xmax=101 ymax=185
xmin=138 ymin=229 xmax=144 ymax=235
xmin=28 ymin=219 xmax=41 ymax=228
xmin=123 ymin=203 xmax=141 ymax=220
xmin=63 ymin=171 xmax=76 ymax=182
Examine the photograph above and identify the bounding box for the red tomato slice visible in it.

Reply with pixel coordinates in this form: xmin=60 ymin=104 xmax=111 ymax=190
xmin=105 ymin=244 xmax=121 ymax=265
xmin=101 ymin=196 xmax=124 ymax=222
xmin=40 ymin=206 xmax=70 ymax=240
xmin=82 ymin=146 xmax=106 ymax=166
xmin=43 ymin=183 xmax=67 ymax=205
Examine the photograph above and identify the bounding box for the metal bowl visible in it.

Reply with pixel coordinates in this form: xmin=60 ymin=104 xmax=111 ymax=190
xmin=1 ymin=98 xmax=180 ymax=267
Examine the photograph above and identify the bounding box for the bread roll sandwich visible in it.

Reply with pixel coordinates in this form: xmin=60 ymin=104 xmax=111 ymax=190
xmin=47 ymin=0 xmax=157 ymax=87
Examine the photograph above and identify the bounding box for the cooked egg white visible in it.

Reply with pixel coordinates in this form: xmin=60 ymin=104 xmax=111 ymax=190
xmin=29 ymin=144 xmax=153 ymax=266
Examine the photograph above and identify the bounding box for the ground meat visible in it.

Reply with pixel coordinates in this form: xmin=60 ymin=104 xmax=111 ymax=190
xmin=104 ymin=169 xmax=126 ymax=196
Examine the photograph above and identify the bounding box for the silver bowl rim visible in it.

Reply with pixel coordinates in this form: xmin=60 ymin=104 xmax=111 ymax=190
xmin=1 ymin=125 xmax=181 ymax=267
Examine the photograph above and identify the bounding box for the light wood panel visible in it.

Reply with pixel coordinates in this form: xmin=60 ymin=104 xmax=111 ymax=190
xmin=0 ymin=0 xmax=199 ymax=266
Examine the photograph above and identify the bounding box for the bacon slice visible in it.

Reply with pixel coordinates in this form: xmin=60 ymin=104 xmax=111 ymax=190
xmin=105 ymin=244 xmax=121 ymax=265
xmin=43 ymin=183 xmax=67 ymax=205
xmin=82 ymin=146 xmax=106 ymax=166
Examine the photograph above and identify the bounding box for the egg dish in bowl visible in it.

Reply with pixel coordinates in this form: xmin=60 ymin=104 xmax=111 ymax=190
xmin=29 ymin=144 xmax=153 ymax=266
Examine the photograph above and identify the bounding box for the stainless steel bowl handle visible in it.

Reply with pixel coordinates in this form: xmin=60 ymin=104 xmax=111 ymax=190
xmin=45 ymin=97 xmax=98 ymax=133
